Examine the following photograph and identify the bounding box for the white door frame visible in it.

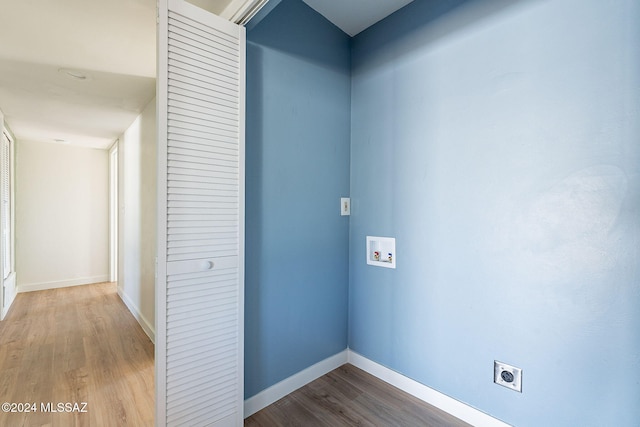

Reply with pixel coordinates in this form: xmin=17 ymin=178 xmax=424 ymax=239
xmin=109 ymin=142 xmax=118 ymax=283
xmin=0 ymin=119 xmax=16 ymax=320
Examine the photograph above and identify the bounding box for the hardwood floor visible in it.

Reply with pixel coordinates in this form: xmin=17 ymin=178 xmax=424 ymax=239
xmin=245 ymin=364 xmax=472 ymax=427
xmin=0 ymin=282 xmax=154 ymax=427
xmin=0 ymin=283 xmax=469 ymax=426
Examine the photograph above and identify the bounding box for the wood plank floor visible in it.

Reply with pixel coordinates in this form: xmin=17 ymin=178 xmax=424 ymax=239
xmin=1 ymin=282 xmax=469 ymax=426
xmin=245 ymin=364 xmax=472 ymax=427
xmin=0 ymin=282 xmax=154 ymax=427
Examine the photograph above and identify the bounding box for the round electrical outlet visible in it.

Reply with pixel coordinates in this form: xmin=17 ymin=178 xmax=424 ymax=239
xmin=501 ymin=370 xmax=514 ymax=383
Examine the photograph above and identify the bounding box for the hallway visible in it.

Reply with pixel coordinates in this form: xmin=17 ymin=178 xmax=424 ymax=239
xmin=0 ymin=282 xmax=154 ymax=426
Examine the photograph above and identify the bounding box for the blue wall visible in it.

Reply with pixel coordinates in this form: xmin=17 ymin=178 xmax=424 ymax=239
xmin=246 ymin=0 xmax=640 ymax=424
xmin=245 ymin=0 xmax=351 ymax=399
xmin=350 ymin=0 xmax=640 ymax=426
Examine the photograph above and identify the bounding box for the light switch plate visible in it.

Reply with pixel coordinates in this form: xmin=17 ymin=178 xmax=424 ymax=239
xmin=341 ymin=197 xmax=350 ymax=216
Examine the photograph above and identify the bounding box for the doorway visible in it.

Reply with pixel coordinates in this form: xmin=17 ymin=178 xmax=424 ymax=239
xmin=109 ymin=142 xmax=118 ymax=282
xmin=0 ymin=128 xmax=15 ymax=319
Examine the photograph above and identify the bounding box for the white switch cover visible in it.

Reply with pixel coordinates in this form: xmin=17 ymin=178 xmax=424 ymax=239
xmin=366 ymin=236 xmax=395 ymax=269
xmin=341 ymin=197 xmax=350 ymax=216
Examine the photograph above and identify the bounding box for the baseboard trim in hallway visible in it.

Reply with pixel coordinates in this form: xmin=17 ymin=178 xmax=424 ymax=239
xmin=17 ymin=275 xmax=110 ymax=293
xmin=117 ymin=287 xmax=155 ymax=343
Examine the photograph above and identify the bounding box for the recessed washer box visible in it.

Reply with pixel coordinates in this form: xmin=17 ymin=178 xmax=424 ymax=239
xmin=366 ymin=236 xmax=395 ymax=269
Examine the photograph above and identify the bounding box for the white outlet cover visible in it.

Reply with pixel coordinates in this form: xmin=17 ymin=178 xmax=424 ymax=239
xmin=494 ymin=360 xmax=522 ymax=393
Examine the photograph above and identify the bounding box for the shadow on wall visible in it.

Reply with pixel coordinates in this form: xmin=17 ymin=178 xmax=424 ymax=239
xmin=246 ymin=0 xmax=350 ymax=75
xmin=244 ymin=0 xmax=351 ymax=399
xmin=244 ymin=43 xmax=265 ymax=391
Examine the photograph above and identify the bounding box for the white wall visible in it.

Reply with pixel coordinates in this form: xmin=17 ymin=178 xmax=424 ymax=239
xmin=118 ymin=97 xmax=156 ymax=341
xmin=16 ymin=140 xmax=109 ymax=291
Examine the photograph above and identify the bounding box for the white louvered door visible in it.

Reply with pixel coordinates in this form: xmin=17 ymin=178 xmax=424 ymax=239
xmin=157 ymin=1 xmax=245 ymax=426
xmin=0 ymin=130 xmax=11 ymax=318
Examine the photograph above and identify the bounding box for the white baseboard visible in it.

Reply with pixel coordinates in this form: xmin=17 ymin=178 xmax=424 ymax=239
xmin=244 ymin=349 xmax=348 ymax=418
xmin=117 ymin=288 xmax=155 ymax=344
xmin=17 ymin=275 xmax=110 ymax=293
xmin=243 ymin=349 xmax=510 ymax=426
xmin=348 ymin=350 xmax=511 ymax=427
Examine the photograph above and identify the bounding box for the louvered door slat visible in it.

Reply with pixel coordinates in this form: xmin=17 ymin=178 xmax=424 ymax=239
xmin=168 ymin=127 xmax=237 ymax=145
xmin=167 ymin=348 xmax=235 ymax=379
xmin=169 ymin=33 xmax=239 ymax=66
xmin=169 ymin=145 xmax=238 ymax=159
xmin=169 ymin=80 xmax=238 ymax=106
xmin=168 ymin=243 xmax=237 ymax=254
xmin=166 ymin=141 xmax=238 ymax=158
xmin=169 ymin=12 xmax=238 ymax=47
xmin=168 ymin=48 xmax=237 ymax=79
xmin=169 ymin=85 xmax=237 ymax=109
xmin=168 ymin=163 xmax=237 ymax=177
xmin=168 ymin=31 xmax=238 ymax=65
xmin=169 ymin=92 xmax=238 ymax=117
xmin=169 ymin=29 xmax=238 ymax=57
xmin=169 ymin=68 xmax=239 ymax=97
xmin=157 ymin=0 xmax=244 ymax=426
xmin=169 ymin=173 xmax=237 ymax=185
xmin=169 ymin=237 xmax=237 ymax=247
xmin=167 ymin=270 xmax=236 ymax=284
xmin=168 ymin=251 xmax=237 ymax=263
xmin=169 ymin=108 xmax=238 ymax=131
xmin=168 ymin=99 xmax=238 ymax=123
xmin=169 ymin=12 xmax=238 ymax=48
xmin=168 ymin=276 xmax=237 ymax=293
xmin=167 ymin=306 xmax=236 ymax=327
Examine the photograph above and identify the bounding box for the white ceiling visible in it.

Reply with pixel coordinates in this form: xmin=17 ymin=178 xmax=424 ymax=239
xmin=0 ymin=0 xmax=157 ymax=149
xmin=303 ymin=0 xmax=414 ymax=36
xmin=0 ymin=0 xmax=411 ymax=150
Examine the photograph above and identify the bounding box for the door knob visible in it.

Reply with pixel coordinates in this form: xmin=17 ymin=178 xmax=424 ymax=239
xmin=200 ymin=260 xmax=214 ymax=271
